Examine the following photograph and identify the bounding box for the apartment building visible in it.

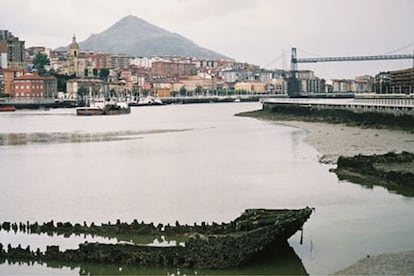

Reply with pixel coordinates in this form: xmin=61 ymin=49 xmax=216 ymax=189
xmin=12 ymin=70 xmax=57 ymax=98
xmin=390 ymin=68 xmax=414 ymax=94
xmin=0 ymin=30 xmax=25 ymax=69
xmin=0 ymin=68 xmax=25 ymax=94
xmin=151 ymin=60 xmax=197 ymax=78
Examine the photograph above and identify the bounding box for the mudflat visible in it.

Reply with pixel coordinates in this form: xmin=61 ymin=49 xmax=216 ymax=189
xmin=333 ymin=250 xmax=414 ymax=275
xmin=237 ymin=110 xmax=414 ymax=164
xmin=280 ymin=120 xmax=414 ymax=164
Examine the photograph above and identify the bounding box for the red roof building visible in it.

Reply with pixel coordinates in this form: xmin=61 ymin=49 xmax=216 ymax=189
xmin=12 ymin=70 xmax=57 ymax=99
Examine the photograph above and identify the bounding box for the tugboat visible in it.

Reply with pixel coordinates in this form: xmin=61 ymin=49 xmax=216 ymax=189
xmin=76 ymin=99 xmax=130 ymax=116
xmin=102 ymin=102 xmax=131 ymax=115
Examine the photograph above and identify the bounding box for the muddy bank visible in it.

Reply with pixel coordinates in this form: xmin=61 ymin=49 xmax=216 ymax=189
xmin=237 ymin=109 xmax=414 ymax=164
xmin=334 ymin=250 xmax=414 ymax=275
xmin=238 ymin=109 xmax=414 ymax=195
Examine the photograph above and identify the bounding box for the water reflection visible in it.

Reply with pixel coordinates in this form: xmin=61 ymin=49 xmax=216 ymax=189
xmin=0 ymin=242 xmax=307 ymax=275
xmin=0 ymin=229 xmax=184 ymax=252
xmin=336 ymin=175 xmax=414 ymax=197
xmin=0 ymin=129 xmax=191 ymax=146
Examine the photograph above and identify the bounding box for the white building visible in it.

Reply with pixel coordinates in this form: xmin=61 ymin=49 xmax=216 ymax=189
xmin=0 ymin=53 xmax=7 ymax=68
xmin=271 ymin=77 xmax=286 ymax=94
xmin=296 ymin=70 xmax=315 ymax=80
xmin=301 ymin=78 xmax=325 ymax=93
xmin=129 ymin=57 xmax=153 ymax=68
xmin=259 ymin=71 xmax=273 ymax=84
xmin=222 ymin=70 xmax=238 ymax=83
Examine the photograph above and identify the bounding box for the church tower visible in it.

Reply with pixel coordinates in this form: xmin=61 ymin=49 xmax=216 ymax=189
xmin=69 ymin=34 xmax=79 ymax=58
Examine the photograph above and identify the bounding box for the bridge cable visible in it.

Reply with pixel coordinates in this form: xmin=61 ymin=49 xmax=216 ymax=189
xmin=264 ymin=55 xmax=283 ymax=68
xmin=264 ymin=50 xmax=288 ymax=69
xmin=296 ymin=48 xmax=324 ymax=58
xmin=384 ymin=42 xmax=414 ymax=55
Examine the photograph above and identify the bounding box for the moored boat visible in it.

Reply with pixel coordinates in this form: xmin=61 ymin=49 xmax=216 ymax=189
xmin=0 ymin=105 xmax=16 ymax=112
xmin=76 ymin=106 xmax=105 ymax=116
xmin=129 ymin=96 xmax=164 ymax=106
xmin=76 ymin=100 xmax=130 ymax=116
xmin=103 ymin=102 xmax=131 ymax=115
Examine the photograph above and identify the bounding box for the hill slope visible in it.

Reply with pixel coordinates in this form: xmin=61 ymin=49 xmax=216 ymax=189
xmin=60 ymin=15 xmax=228 ymax=59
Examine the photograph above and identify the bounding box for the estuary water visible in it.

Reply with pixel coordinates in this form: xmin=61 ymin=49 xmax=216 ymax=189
xmin=0 ymin=102 xmax=413 ymax=275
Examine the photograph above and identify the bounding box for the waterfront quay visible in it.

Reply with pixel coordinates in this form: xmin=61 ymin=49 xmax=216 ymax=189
xmin=0 ymin=94 xmax=278 ymax=109
xmin=0 ymin=97 xmax=77 ymax=109
xmin=159 ymin=94 xmax=280 ymax=104
xmin=261 ymin=94 xmax=414 ymax=115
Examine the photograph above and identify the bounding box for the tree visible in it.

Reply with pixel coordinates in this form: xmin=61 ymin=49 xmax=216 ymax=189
xmin=99 ymin=69 xmax=110 ymax=81
xmin=195 ymin=85 xmax=203 ymax=95
xmin=49 ymin=72 xmax=76 ymax=93
xmin=179 ymin=86 xmax=187 ymax=96
xmin=32 ymin=52 xmax=50 ymax=75
xmin=77 ymin=86 xmax=87 ymax=98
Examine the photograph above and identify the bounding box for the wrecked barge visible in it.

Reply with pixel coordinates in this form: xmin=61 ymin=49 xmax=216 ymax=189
xmin=0 ymin=208 xmax=313 ymax=269
xmin=332 ymin=151 xmax=414 ymax=196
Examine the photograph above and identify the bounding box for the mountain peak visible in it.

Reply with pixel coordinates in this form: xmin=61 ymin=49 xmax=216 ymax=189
xmin=61 ymin=15 xmax=228 ymax=59
xmin=114 ymin=15 xmax=147 ymax=26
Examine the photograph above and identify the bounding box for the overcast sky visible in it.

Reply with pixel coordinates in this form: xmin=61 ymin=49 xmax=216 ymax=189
xmin=1 ymin=0 xmax=413 ymax=79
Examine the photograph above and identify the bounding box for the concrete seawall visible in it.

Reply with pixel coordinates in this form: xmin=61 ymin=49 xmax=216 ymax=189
xmin=0 ymin=98 xmax=78 ymax=109
xmin=262 ymin=96 xmax=414 ymax=116
xmin=261 ymin=96 xmax=414 ymax=131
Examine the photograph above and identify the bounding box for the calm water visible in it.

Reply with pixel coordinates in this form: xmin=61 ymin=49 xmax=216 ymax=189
xmin=0 ymin=102 xmax=413 ymax=275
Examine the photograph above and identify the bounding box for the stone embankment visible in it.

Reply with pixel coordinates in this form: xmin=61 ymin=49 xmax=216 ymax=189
xmin=258 ymin=101 xmax=414 ymax=131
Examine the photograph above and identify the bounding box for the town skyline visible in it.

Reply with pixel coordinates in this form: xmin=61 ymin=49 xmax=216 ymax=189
xmin=1 ymin=0 xmax=413 ymax=80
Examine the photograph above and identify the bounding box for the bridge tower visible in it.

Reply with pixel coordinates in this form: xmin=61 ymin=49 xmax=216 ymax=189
xmin=412 ymin=46 xmax=414 ymax=68
xmin=290 ymin=47 xmax=298 ymax=72
xmin=287 ymin=47 xmax=301 ymax=97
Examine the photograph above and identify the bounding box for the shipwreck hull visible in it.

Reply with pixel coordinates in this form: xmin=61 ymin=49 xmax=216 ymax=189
xmin=332 ymin=151 xmax=414 ymax=197
xmin=184 ymin=208 xmax=313 ymax=268
xmin=0 ymin=208 xmax=312 ymax=269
